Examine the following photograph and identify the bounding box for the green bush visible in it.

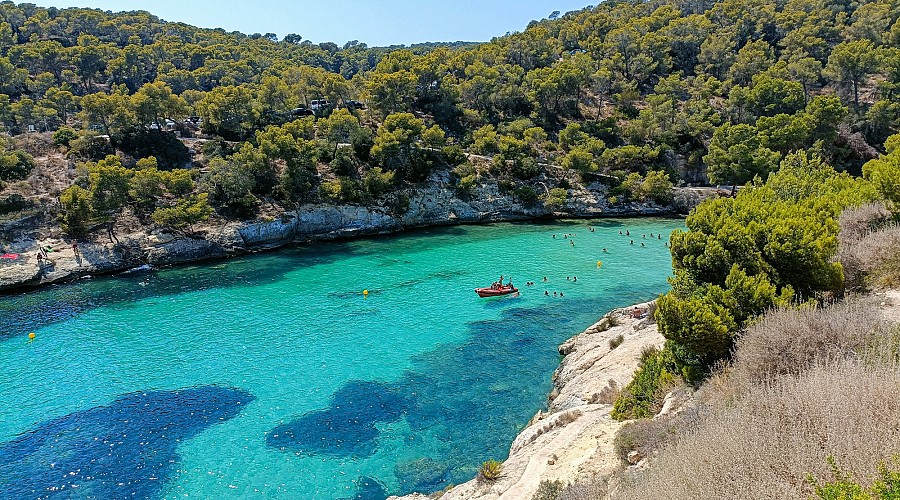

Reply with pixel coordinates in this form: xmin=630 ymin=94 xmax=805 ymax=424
xmin=441 ymin=144 xmax=467 ymax=166
xmin=612 ymin=345 xmax=679 ymax=420
xmin=456 ymin=174 xmax=477 ymax=196
xmin=52 ymin=127 xmax=78 ymax=147
xmin=656 ymin=152 xmax=876 ymax=376
xmin=0 ymin=147 xmax=35 ymax=184
xmin=514 ymin=185 xmax=539 ymax=204
xmin=116 ymin=128 xmax=190 ymax=170
xmin=59 ymin=185 xmax=94 ymax=236
xmin=150 ymin=193 xmax=213 ymax=232
xmin=479 ymin=460 xmax=503 ymax=482
xmin=0 ymin=194 xmax=31 ymax=215
xmin=544 ymin=187 xmax=568 ymax=209
xmin=808 ymin=456 xmax=900 ymax=500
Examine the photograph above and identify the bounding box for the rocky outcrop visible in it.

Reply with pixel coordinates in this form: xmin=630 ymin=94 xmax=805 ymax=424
xmin=0 ymin=175 xmax=699 ymax=293
xmin=388 ymin=302 xmax=665 ymax=500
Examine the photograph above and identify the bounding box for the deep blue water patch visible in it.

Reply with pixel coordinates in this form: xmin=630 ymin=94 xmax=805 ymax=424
xmin=0 ymin=385 xmax=254 ymax=499
xmin=339 ymin=476 xmax=388 ymax=500
xmin=267 ymin=380 xmax=413 ymax=458
xmin=267 ymin=294 xmax=656 ymax=498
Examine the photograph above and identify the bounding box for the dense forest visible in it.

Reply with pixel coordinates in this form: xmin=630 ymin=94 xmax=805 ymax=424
xmin=0 ymin=0 xmax=899 ymax=233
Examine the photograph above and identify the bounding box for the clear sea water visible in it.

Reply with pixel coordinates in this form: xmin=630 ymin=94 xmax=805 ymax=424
xmin=0 ymin=218 xmax=682 ymax=499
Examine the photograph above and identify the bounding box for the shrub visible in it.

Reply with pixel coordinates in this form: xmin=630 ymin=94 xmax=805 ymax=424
xmin=559 ymin=477 xmax=608 ymax=500
xmin=590 ymin=379 xmax=620 ymax=405
xmin=151 ymin=193 xmax=213 ymax=232
xmin=613 ymin=362 xmax=900 ymax=500
xmin=807 ymin=456 xmax=873 ymax=500
xmin=456 ymin=174 xmax=477 ymax=196
xmin=67 ymin=134 xmax=114 ymax=161
xmin=116 ymin=129 xmax=190 ymax=170
xmin=0 ymin=147 xmax=35 ymax=184
xmin=544 ymin=188 xmax=568 ymax=209
xmin=478 ymin=460 xmax=503 ymax=482
xmin=609 ymin=334 xmax=625 ymax=350
xmin=441 ymin=144 xmax=467 ymax=166
xmin=59 ymin=185 xmax=94 ymax=236
xmin=533 ymin=480 xmax=565 ymax=500
xmin=514 ymin=185 xmax=539 ymax=204
xmin=363 ymin=167 xmax=395 ymax=199
xmin=611 ymin=347 xmax=679 ymax=420
xmin=728 ymin=298 xmax=894 ymax=388
xmin=52 ymin=126 xmax=78 ymax=147
xmin=0 ymin=194 xmax=31 ymax=215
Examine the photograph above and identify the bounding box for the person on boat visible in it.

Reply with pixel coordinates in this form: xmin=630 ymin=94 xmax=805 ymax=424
xmin=603 ymin=248 xmax=608 ymax=252
xmin=573 ymin=276 xmax=577 ymax=282
xmin=560 ymin=292 xmax=564 ymax=297
xmin=626 ymin=230 xmax=630 ymax=236
xmin=545 ymin=290 xmax=549 ymax=295
xmin=543 ymin=276 xmax=548 ymax=282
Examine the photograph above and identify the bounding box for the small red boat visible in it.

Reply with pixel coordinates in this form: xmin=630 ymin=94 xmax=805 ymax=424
xmin=475 ymin=284 xmax=518 ymax=298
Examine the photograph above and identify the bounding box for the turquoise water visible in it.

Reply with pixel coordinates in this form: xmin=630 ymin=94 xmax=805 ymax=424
xmin=0 ymin=218 xmax=682 ymax=499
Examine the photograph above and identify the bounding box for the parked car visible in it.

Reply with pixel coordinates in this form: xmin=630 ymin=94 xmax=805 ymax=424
xmin=310 ymin=99 xmax=331 ymax=111
xmin=345 ymin=99 xmax=366 ymax=110
xmin=291 ymin=107 xmax=314 ymax=117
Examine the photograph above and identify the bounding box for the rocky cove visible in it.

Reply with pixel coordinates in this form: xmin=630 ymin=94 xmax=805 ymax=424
xmin=0 ymin=173 xmax=699 ymax=293
xmin=1 ymin=173 xmax=692 ymax=500
xmin=390 ymin=301 xmax=667 ymax=500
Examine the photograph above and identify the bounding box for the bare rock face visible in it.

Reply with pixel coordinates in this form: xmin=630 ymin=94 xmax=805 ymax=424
xmin=1 ymin=178 xmax=696 ymax=295
xmin=0 ymin=261 xmax=41 ymax=289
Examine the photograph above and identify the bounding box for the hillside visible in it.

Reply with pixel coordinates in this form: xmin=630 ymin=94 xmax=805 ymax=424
xmin=0 ymin=0 xmax=898 ymax=250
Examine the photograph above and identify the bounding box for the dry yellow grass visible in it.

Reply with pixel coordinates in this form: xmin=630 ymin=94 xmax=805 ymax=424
xmin=613 ymin=361 xmax=900 ymax=500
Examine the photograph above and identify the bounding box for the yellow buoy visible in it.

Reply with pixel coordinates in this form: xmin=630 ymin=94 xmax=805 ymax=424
xmin=28 ymin=332 xmax=35 ymax=340
xmin=596 ymin=261 xmax=602 ymax=268
xmin=363 ymin=289 xmax=369 ymax=297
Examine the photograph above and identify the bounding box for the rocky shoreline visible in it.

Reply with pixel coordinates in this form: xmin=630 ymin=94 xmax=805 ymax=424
xmin=0 ymin=176 xmax=699 ymax=294
xmin=389 ymin=301 xmax=665 ymax=500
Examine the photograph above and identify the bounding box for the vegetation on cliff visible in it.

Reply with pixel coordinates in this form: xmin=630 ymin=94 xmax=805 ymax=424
xmin=2 ymin=0 xmax=900 ymax=237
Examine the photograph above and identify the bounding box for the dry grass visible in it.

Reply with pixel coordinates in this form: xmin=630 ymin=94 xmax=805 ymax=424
xmin=589 ymin=379 xmax=620 ymax=405
xmin=608 ymin=334 xmax=625 ymax=350
xmin=612 ymin=361 xmax=900 ymax=500
xmin=837 ymin=203 xmax=900 ymax=292
xmin=559 ymin=475 xmax=608 ymax=500
xmin=726 ymin=298 xmax=894 ymax=388
xmin=838 ymin=202 xmax=891 ymax=241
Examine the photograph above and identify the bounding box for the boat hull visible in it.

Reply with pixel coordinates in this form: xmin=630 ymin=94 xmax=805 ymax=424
xmin=475 ymin=287 xmax=518 ymax=298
